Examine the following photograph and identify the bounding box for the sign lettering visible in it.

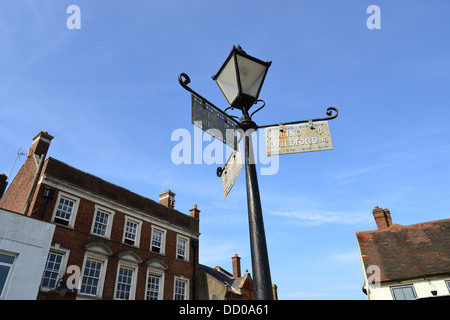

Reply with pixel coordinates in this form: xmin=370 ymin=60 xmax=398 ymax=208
xmin=265 ymin=121 xmax=333 ymax=156
xmin=191 ymin=95 xmax=237 ymax=149
xmin=222 ymin=145 xmax=243 ymax=198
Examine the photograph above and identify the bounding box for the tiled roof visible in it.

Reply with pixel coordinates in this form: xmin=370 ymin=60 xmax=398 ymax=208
xmin=356 ymin=218 xmax=450 ymax=282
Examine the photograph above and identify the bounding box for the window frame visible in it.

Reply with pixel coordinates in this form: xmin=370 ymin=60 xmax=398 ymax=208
xmin=51 ymin=192 xmax=80 ymax=228
xmin=113 ymin=256 xmax=139 ymax=300
xmin=90 ymin=205 xmax=115 ymax=239
xmin=176 ymin=235 xmax=189 ymax=261
xmin=0 ymin=251 xmax=16 ymax=299
xmin=390 ymin=284 xmax=418 ymax=300
xmin=40 ymin=246 xmax=70 ymax=292
xmin=146 ymin=268 xmax=165 ymax=300
xmin=114 ymin=266 xmax=135 ymax=300
xmin=79 ymin=252 xmax=108 ymax=299
xmin=150 ymin=226 xmax=167 ymax=255
xmin=122 ymin=217 xmax=142 ymax=247
xmin=173 ymin=276 xmax=189 ymax=300
xmin=40 ymin=252 xmax=64 ymax=290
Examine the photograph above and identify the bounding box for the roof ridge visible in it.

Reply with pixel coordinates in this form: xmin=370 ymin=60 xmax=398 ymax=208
xmin=356 ymin=218 xmax=450 ymax=234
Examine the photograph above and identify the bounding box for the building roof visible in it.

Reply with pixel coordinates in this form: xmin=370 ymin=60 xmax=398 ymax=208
xmin=356 ymin=218 xmax=450 ymax=282
xmin=199 ymin=264 xmax=247 ymax=291
xmin=42 ymin=157 xmax=198 ymax=233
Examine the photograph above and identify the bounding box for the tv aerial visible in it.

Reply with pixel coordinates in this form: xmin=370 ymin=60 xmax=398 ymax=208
xmin=8 ymin=147 xmax=26 ymax=181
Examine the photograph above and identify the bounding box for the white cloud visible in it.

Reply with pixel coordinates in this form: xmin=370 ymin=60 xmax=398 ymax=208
xmin=334 ymin=163 xmax=394 ymax=182
xmin=329 ymin=251 xmax=361 ymax=264
xmin=269 ymin=208 xmax=371 ymax=226
xmin=198 ymin=241 xmax=247 ymax=266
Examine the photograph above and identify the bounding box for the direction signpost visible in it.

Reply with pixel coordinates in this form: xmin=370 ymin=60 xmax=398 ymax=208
xmin=221 ymin=145 xmax=243 ymax=199
xmin=191 ymin=95 xmax=238 ymax=149
xmin=190 ymin=92 xmax=244 ymax=198
xmin=265 ymin=121 xmax=333 ymax=156
xmin=178 ymin=47 xmax=339 ymax=300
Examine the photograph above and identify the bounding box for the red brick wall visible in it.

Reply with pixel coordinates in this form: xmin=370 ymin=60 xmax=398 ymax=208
xmin=0 ymin=156 xmax=38 ymax=214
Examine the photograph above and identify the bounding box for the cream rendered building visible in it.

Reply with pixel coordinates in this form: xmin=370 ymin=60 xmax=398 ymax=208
xmin=356 ymin=207 xmax=450 ymax=300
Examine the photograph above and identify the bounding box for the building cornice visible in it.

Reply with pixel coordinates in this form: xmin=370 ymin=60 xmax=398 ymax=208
xmin=40 ymin=173 xmax=200 ymax=238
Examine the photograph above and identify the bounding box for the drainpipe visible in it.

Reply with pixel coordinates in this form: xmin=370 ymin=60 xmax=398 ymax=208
xmin=23 ymin=154 xmax=45 ymax=215
xmin=40 ymin=187 xmax=54 ymax=220
xmin=191 ymin=240 xmax=198 ymax=300
xmin=0 ymin=174 xmax=8 ymax=199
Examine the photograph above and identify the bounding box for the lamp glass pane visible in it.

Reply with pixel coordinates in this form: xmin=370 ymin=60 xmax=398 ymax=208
xmin=236 ymin=55 xmax=268 ymax=98
xmin=215 ymin=56 xmax=239 ymax=105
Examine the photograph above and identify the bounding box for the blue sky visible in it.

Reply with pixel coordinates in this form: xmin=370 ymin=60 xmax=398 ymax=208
xmin=1 ymin=1 xmax=450 ymax=300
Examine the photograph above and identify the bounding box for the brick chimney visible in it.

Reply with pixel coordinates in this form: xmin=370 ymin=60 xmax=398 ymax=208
xmin=0 ymin=174 xmax=7 ymax=199
xmin=159 ymin=190 xmax=175 ymax=209
xmin=231 ymin=254 xmax=241 ymax=279
xmin=373 ymin=206 xmax=392 ymax=230
xmin=30 ymin=131 xmax=54 ymax=157
xmin=189 ymin=204 xmax=200 ymax=219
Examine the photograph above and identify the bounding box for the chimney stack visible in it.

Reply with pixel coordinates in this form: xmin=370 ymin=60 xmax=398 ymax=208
xmin=373 ymin=206 xmax=392 ymax=230
xmin=159 ymin=190 xmax=175 ymax=209
xmin=30 ymin=131 xmax=54 ymax=157
xmin=189 ymin=204 xmax=200 ymax=219
xmin=231 ymin=254 xmax=241 ymax=279
xmin=0 ymin=174 xmax=7 ymax=199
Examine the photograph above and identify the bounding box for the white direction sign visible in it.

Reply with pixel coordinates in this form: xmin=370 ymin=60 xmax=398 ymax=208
xmin=222 ymin=145 xmax=243 ymax=199
xmin=265 ymin=121 xmax=333 ymax=156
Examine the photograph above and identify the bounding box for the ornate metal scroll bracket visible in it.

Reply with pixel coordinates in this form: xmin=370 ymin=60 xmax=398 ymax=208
xmin=216 ymin=166 xmax=224 ymax=178
xmin=178 ymin=73 xmax=239 ymax=126
xmin=257 ymin=107 xmax=339 ymax=129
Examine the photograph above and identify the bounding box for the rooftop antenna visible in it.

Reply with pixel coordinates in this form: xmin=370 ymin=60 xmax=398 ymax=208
xmin=8 ymin=147 xmax=26 ymax=181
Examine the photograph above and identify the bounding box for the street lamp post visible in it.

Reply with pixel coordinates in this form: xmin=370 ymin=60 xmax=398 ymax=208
xmin=241 ymin=120 xmax=274 ymax=300
xmin=212 ymin=46 xmax=273 ymax=300
xmin=179 ymin=45 xmax=339 ymax=300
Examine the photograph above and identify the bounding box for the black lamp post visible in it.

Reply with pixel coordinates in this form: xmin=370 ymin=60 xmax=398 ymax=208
xmin=179 ymin=45 xmax=339 ymax=300
xmin=213 ymin=46 xmax=274 ymax=300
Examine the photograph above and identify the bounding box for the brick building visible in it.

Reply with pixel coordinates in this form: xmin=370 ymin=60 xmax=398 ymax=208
xmin=356 ymin=207 xmax=450 ymax=300
xmin=0 ymin=131 xmax=201 ymax=300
